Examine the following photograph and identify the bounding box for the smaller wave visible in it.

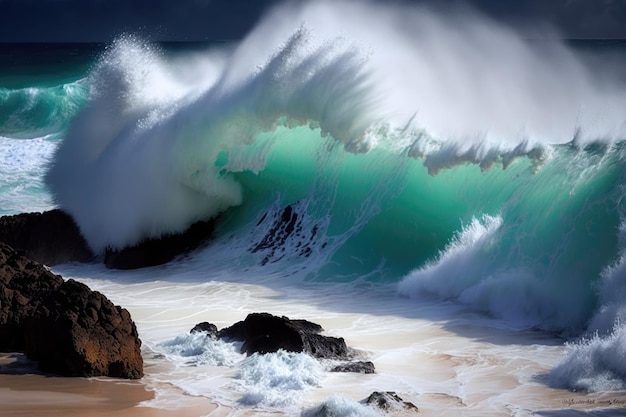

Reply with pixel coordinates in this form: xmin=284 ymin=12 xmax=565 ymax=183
xmin=398 ymin=215 xmax=506 ymax=306
xmin=548 ymin=219 xmax=626 ymax=392
xmin=398 ymin=213 xmax=584 ymax=332
xmin=549 ymin=324 xmax=626 ymax=392
xmin=0 ymin=136 xmax=57 ymax=215
xmin=0 ymin=80 xmax=88 ymax=139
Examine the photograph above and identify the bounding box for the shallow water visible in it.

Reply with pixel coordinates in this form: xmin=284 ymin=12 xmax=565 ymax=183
xmin=48 ymin=261 xmax=626 ymax=416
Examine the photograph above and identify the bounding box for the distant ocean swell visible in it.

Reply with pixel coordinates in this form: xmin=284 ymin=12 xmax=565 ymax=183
xmin=0 ymin=80 xmax=88 ymax=139
xmin=3 ymin=0 xmax=623 ymax=393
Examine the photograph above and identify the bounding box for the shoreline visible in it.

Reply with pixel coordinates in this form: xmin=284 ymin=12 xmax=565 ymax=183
xmin=5 ymin=272 xmax=626 ymax=417
xmin=0 ymin=354 xmax=218 ymax=417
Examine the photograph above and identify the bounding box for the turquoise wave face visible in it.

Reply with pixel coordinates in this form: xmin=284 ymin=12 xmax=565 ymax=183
xmin=224 ymin=128 xmax=624 ymax=287
xmin=213 ymin=127 xmax=626 ymax=337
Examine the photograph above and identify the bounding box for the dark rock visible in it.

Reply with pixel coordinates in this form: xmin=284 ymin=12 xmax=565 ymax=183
xmin=0 ymin=242 xmax=143 ymax=378
xmin=104 ymin=217 xmax=217 ymax=269
xmin=190 ymin=321 xmax=218 ymax=338
xmin=0 ymin=209 xmax=219 ymax=270
xmin=0 ymin=209 xmax=218 ymax=270
xmin=331 ymin=361 xmax=376 ymax=374
xmin=0 ymin=209 xmax=93 ymax=266
xmin=218 ymin=312 xmax=349 ymax=359
xmin=222 ymin=313 xmax=305 ymax=354
xmin=290 ymin=318 xmax=324 ymax=334
xmin=365 ymin=391 xmax=419 ymax=413
xmin=304 ymin=332 xmax=350 ymax=359
xmin=217 ymin=319 xmax=246 ymax=341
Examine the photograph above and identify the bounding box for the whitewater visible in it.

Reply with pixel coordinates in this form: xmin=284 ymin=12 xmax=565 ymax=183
xmin=3 ymin=0 xmax=626 ymax=415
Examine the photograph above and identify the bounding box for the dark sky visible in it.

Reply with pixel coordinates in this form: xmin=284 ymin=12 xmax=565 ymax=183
xmin=0 ymin=0 xmax=625 ymax=43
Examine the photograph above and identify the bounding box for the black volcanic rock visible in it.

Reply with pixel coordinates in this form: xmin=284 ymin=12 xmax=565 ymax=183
xmin=217 ymin=312 xmax=349 ymax=359
xmin=365 ymin=391 xmax=419 ymax=413
xmin=104 ymin=218 xmax=217 ymax=269
xmin=331 ymin=360 xmax=376 ymax=374
xmin=190 ymin=321 xmax=218 ymax=338
xmin=0 ymin=209 xmax=93 ymax=266
xmin=0 ymin=242 xmax=143 ymax=378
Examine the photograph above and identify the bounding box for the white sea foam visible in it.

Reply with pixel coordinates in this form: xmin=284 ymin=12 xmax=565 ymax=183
xmin=0 ymin=135 xmax=56 ymax=214
xmin=155 ymin=331 xmax=244 ymax=367
xmin=302 ymin=395 xmax=382 ymax=417
xmin=235 ymin=350 xmax=324 ymax=408
xmin=549 ymin=324 xmax=626 ymax=392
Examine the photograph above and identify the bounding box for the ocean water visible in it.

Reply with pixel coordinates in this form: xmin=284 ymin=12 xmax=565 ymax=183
xmin=3 ymin=1 xmax=626 ymax=415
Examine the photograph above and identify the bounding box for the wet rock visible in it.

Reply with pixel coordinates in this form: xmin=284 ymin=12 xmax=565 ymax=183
xmin=304 ymin=332 xmax=350 ymax=359
xmin=190 ymin=321 xmax=218 ymax=338
xmin=217 ymin=312 xmax=349 ymax=359
xmin=365 ymin=391 xmax=419 ymax=413
xmin=0 ymin=242 xmax=143 ymax=378
xmin=331 ymin=360 xmax=376 ymax=374
xmin=104 ymin=217 xmax=217 ymax=269
xmin=0 ymin=209 xmax=93 ymax=266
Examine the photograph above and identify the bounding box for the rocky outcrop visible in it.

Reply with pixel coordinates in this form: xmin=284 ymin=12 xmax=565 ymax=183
xmin=103 ymin=217 xmax=217 ymax=269
xmin=192 ymin=313 xmax=378 ymax=374
xmin=0 ymin=242 xmax=143 ymax=378
xmin=303 ymin=391 xmax=417 ymax=416
xmin=330 ymin=361 xmax=376 ymax=374
xmin=365 ymin=391 xmax=419 ymax=413
xmin=0 ymin=209 xmax=93 ymax=266
xmin=217 ymin=312 xmax=349 ymax=359
xmin=190 ymin=321 xmax=218 ymax=338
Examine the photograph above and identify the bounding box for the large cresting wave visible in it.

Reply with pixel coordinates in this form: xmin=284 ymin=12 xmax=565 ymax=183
xmin=45 ymin=0 xmax=626 ymax=252
xmin=45 ymin=0 xmax=626 ymax=392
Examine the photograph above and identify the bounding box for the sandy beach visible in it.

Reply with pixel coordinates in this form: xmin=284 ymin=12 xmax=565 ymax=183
xmin=0 ymin=354 xmax=218 ymax=417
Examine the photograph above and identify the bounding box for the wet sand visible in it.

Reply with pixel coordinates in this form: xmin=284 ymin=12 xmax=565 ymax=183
xmin=0 ymin=353 xmax=217 ymax=417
